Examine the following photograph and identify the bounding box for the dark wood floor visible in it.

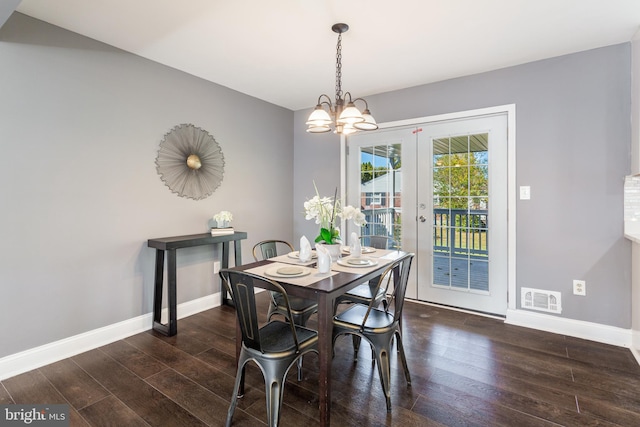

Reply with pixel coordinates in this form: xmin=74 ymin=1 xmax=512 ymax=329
xmin=2 ymin=294 xmax=640 ymax=426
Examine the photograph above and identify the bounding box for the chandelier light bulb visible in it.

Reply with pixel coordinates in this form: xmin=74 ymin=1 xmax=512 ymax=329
xmin=354 ymin=109 xmax=378 ymax=130
xmin=306 ymin=105 xmax=332 ymax=127
xmin=337 ymin=102 xmax=365 ymax=125
xmin=341 ymin=124 xmax=358 ymax=135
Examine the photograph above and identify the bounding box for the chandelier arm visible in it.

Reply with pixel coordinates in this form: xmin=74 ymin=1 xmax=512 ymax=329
xmin=351 ymin=97 xmax=370 ymax=110
xmin=343 ymin=92 xmax=355 ymax=104
xmin=317 ymin=94 xmax=334 ymax=110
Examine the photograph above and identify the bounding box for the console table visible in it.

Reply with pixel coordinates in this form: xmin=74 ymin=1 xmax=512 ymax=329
xmin=147 ymin=231 xmax=247 ymax=336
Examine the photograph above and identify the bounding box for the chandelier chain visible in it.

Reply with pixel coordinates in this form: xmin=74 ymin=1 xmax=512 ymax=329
xmin=335 ymin=32 xmax=342 ymax=102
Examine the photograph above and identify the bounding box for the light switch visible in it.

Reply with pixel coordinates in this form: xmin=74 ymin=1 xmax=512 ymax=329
xmin=520 ymin=186 xmax=531 ymax=200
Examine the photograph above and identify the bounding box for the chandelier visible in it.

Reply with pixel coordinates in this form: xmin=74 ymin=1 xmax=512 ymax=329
xmin=306 ymin=23 xmax=378 ymax=135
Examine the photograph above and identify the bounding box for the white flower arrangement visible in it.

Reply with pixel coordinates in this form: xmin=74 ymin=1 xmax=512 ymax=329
xmin=213 ymin=210 xmax=233 ymax=226
xmin=213 ymin=210 xmax=233 ymax=222
xmin=304 ymin=184 xmax=366 ymax=244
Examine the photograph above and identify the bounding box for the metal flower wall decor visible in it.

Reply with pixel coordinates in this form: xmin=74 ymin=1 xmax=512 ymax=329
xmin=155 ymin=124 xmax=225 ymax=200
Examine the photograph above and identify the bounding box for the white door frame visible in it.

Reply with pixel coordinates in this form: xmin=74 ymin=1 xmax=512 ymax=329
xmin=341 ymin=104 xmax=517 ymax=312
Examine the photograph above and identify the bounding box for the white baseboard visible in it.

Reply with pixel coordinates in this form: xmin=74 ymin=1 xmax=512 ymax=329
xmin=506 ymin=308 xmax=632 ymax=348
xmin=631 ymin=329 xmax=640 ymax=365
xmin=631 ymin=347 xmax=640 ymax=365
xmin=0 ymin=292 xmax=222 ymax=381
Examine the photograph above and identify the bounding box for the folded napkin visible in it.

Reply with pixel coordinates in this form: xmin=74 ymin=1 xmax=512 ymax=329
xmin=315 ymin=243 xmax=331 ymax=273
xmin=349 ymin=232 xmax=362 ymax=258
xmin=299 ymin=236 xmax=312 ymax=262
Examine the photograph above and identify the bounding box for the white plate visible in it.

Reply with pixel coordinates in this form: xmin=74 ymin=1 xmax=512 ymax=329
xmin=337 ymin=258 xmax=378 ymax=268
xmin=287 ymin=250 xmax=317 ymax=259
xmin=264 ymin=266 xmax=311 ymax=278
xmin=342 ymin=246 xmax=376 ymax=254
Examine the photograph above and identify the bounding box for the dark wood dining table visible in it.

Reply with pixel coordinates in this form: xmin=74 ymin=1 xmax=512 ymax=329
xmin=227 ymin=249 xmax=411 ymax=426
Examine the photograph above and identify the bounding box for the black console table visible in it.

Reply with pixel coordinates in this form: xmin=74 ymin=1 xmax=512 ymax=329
xmin=148 ymin=231 xmax=247 ymax=336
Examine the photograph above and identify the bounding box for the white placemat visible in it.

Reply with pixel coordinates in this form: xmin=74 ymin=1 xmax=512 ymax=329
xmin=245 ymin=262 xmax=336 ymax=286
xmin=361 ymin=249 xmax=398 ymax=258
xmin=341 ymin=246 xmax=377 ymax=255
xmin=330 ymin=256 xmax=393 ymax=274
xmin=268 ymin=253 xmax=317 ymax=266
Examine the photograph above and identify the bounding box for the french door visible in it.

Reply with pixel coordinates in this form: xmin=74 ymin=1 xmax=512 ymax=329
xmin=346 ymin=108 xmax=512 ymax=316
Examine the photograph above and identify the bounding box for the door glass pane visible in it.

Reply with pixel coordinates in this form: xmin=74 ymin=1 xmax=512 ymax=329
xmin=432 ymin=133 xmax=489 ymax=292
xmin=359 ymin=143 xmax=402 ymax=249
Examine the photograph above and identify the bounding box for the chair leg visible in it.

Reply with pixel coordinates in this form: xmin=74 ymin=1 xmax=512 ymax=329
xmin=239 ymin=366 xmax=246 ymax=397
xmin=351 ymin=335 xmax=362 ymax=361
xmin=351 ymin=333 xmax=377 ymax=365
xmin=297 ymin=356 xmax=303 ymax=381
xmin=371 ymin=337 xmax=393 ymax=412
xmin=265 ymin=378 xmax=284 ymax=427
xmin=227 ymin=360 xmax=247 ymax=427
xmin=293 ymin=312 xmax=313 ymax=380
xmin=395 ymin=331 xmax=412 ymax=385
xmin=264 ymin=363 xmax=289 ymax=427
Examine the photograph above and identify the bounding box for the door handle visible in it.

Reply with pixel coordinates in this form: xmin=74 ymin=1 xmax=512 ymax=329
xmin=419 ymin=215 xmax=427 ymax=223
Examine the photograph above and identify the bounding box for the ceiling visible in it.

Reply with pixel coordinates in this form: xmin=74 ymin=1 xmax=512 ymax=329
xmin=8 ymin=0 xmax=640 ymax=111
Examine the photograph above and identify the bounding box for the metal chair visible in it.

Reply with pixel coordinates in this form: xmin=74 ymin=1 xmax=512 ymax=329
xmin=252 ymin=240 xmax=318 ymax=326
xmin=335 ymin=234 xmax=395 ymax=356
xmin=252 ymin=239 xmax=295 ymax=261
xmin=252 ymin=240 xmax=318 ymax=379
xmin=359 ymin=235 xmax=394 ymax=250
xmin=332 ymin=253 xmax=414 ymax=411
xmin=337 ymin=235 xmax=395 ymax=308
xmin=220 ymin=269 xmax=318 ymax=427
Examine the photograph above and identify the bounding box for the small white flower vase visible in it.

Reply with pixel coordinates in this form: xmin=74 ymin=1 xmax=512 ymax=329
xmin=216 ymin=219 xmax=229 ymax=228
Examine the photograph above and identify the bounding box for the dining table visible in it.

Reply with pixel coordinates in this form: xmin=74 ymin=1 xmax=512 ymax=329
xmin=227 ymin=247 xmax=411 ymax=427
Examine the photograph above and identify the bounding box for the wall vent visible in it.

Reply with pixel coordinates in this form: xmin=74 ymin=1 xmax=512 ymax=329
xmin=521 ymin=287 xmax=562 ymax=314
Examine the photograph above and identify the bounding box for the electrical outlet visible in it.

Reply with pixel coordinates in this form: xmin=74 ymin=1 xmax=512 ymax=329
xmin=573 ymin=279 xmax=586 ymax=296
xmin=213 ymin=261 xmax=221 ymax=273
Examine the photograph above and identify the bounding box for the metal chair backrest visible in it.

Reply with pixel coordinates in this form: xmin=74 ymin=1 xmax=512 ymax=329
xmin=220 ymin=269 xmax=300 ymax=352
xmin=388 ymin=253 xmax=414 ymax=323
xmin=360 ymin=235 xmax=393 ymax=249
xmin=252 ymin=240 xmax=294 ymax=261
xmin=359 ymin=253 xmax=415 ymax=327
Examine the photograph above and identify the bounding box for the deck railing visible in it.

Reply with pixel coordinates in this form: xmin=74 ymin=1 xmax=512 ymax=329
xmin=362 ymin=207 xmax=488 ymax=258
xmin=361 ymin=208 xmax=400 ymax=246
xmin=433 ymin=208 xmax=488 ymax=258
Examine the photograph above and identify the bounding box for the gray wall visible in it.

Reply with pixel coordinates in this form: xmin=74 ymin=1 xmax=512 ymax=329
xmin=0 ymin=13 xmax=294 ymax=358
xmin=294 ymin=43 xmax=632 ymax=328
xmin=0 ymin=1 xmax=19 ymax=28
